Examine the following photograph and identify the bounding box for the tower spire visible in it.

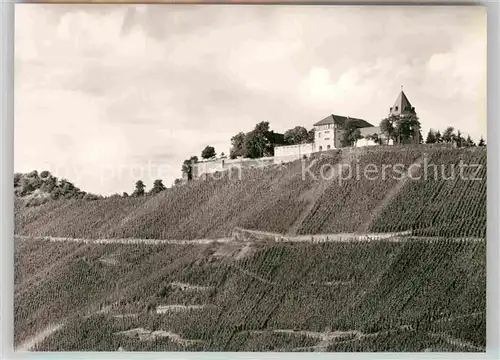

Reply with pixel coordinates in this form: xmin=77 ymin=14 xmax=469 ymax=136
xmin=389 ymin=87 xmax=414 ymax=117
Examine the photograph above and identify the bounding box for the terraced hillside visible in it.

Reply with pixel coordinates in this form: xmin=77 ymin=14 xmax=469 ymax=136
xmin=15 ymin=146 xmax=486 ymax=240
xmin=14 ymin=145 xmax=487 ymax=352
xmin=15 ymin=236 xmax=485 ymax=352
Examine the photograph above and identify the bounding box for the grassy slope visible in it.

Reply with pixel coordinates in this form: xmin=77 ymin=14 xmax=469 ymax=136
xmin=369 ymin=148 xmax=487 ymax=237
xmin=15 ymin=155 xmax=340 ymax=239
xmin=15 ymin=237 xmax=485 ymax=352
xmin=14 ymin=145 xmax=487 ymax=351
xmin=15 ymin=146 xmax=487 ymax=240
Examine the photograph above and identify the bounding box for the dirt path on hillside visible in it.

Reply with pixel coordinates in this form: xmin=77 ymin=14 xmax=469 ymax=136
xmin=15 ymin=232 xmax=484 ymax=247
xmin=15 ymin=235 xmax=233 ymax=246
xmin=356 ymin=156 xmax=425 ymax=233
xmin=287 ymin=151 xmax=355 ymax=236
xmin=247 ymin=325 xmax=414 ymax=352
xmin=156 ymin=304 xmax=206 ymax=314
xmin=170 ymin=282 xmax=213 ymax=291
xmin=115 ymin=328 xmax=203 ymax=346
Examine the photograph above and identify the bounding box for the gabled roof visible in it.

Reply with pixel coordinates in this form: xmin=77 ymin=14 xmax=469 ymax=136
xmin=389 ymin=91 xmax=415 ymax=116
xmin=313 ymin=114 xmax=373 ymax=128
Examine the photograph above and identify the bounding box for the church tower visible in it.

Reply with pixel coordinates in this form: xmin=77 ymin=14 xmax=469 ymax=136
xmin=389 ymin=87 xmax=420 ymax=144
xmin=389 ymin=86 xmax=416 ymax=118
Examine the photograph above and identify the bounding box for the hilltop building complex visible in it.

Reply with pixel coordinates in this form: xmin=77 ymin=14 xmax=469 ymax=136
xmin=192 ymin=89 xmax=420 ymax=179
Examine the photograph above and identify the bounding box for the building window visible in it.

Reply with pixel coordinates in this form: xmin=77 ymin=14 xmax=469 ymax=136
xmin=325 ymin=138 xmax=330 ymax=140
xmin=394 ymin=106 xmax=398 ymax=111
xmin=318 ymin=132 xmax=321 ymax=138
xmin=319 ymin=146 xmax=323 ymax=151
xmin=327 ymin=145 xmax=331 ymax=150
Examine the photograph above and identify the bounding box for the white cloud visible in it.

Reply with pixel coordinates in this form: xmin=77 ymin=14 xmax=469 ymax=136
xmin=14 ymin=5 xmax=487 ymax=194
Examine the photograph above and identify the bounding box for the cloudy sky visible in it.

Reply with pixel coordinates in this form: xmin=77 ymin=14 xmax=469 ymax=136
xmin=15 ymin=5 xmax=486 ymax=195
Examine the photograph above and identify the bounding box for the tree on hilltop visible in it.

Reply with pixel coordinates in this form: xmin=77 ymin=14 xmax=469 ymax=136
xmin=229 ymin=122 xmax=285 ymax=159
xmin=201 ymin=146 xmax=216 ymax=159
xmin=307 ymin=128 xmax=315 ymax=143
xmin=442 ymin=127 xmax=455 ymax=143
xmin=380 ymin=116 xmax=396 ymax=144
xmin=394 ymin=114 xmax=421 ymax=143
xmin=426 ymin=129 xmax=437 ymax=144
xmin=40 ymin=170 xmax=51 ymax=179
xmin=14 ymin=170 xmax=99 ymax=203
xmin=252 ymin=121 xmax=278 ymax=156
xmin=284 ymin=126 xmax=310 ymax=145
xmin=380 ymin=114 xmax=420 ymax=144
xmin=341 ymin=119 xmax=363 ymax=147
xmin=133 ymin=180 xmax=146 ymax=197
xmin=14 ymin=173 xmax=22 ymax=188
xmin=229 ymin=132 xmax=246 ymax=159
xmin=435 ymin=130 xmax=443 ymax=143
xmin=244 ymin=130 xmax=270 ymax=159
xmin=465 ymin=135 xmax=476 ymax=147
xmin=40 ymin=175 xmax=57 ymax=193
xmin=478 ymin=136 xmax=486 ymax=146
xmin=453 ymin=129 xmax=465 ymax=147
xmin=181 ymin=156 xmax=199 ymax=181
xmin=150 ymin=179 xmax=167 ymax=195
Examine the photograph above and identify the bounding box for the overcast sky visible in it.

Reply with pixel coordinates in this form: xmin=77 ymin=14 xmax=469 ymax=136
xmin=15 ymin=5 xmax=486 ymax=195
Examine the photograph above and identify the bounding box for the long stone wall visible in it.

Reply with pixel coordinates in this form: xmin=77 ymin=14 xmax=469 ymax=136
xmin=192 ymin=157 xmax=275 ymax=179
xmin=273 ymin=143 xmax=314 ymax=164
xmin=191 ymin=143 xmax=457 ymax=179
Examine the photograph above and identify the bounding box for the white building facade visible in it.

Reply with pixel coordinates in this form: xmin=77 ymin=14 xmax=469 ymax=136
xmin=192 ymin=89 xmax=418 ymax=176
xmin=273 ymin=89 xmax=418 ymax=161
xmin=273 ymin=115 xmax=383 ymax=163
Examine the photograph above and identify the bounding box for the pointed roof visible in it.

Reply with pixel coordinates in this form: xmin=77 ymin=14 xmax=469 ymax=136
xmin=313 ymin=114 xmax=373 ymax=128
xmin=389 ymin=90 xmax=416 ymax=116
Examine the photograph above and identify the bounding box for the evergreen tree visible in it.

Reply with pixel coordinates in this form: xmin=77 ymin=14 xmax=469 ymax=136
xmin=454 ymin=130 xmax=464 ymax=147
xmin=133 ymin=180 xmax=146 ymax=197
xmin=435 ymin=130 xmax=443 ymax=143
xmin=425 ymin=129 xmax=437 ymax=144
xmin=465 ymin=135 xmax=476 ymax=147
xmin=150 ymin=179 xmax=167 ymax=195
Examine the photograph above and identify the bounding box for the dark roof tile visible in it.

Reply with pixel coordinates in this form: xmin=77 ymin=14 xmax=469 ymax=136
xmin=314 ymin=114 xmax=373 ymax=128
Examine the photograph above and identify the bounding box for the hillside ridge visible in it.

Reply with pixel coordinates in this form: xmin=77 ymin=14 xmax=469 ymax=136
xmin=15 ymin=146 xmax=486 ymax=240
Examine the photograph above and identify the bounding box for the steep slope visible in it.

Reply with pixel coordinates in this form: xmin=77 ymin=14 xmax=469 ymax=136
xmin=369 ymin=148 xmax=487 ymax=237
xmin=15 ymin=146 xmax=487 ymax=240
xmin=14 ymin=145 xmax=487 ymax=352
xmin=15 ymin=237 xmax=485 ymax=351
